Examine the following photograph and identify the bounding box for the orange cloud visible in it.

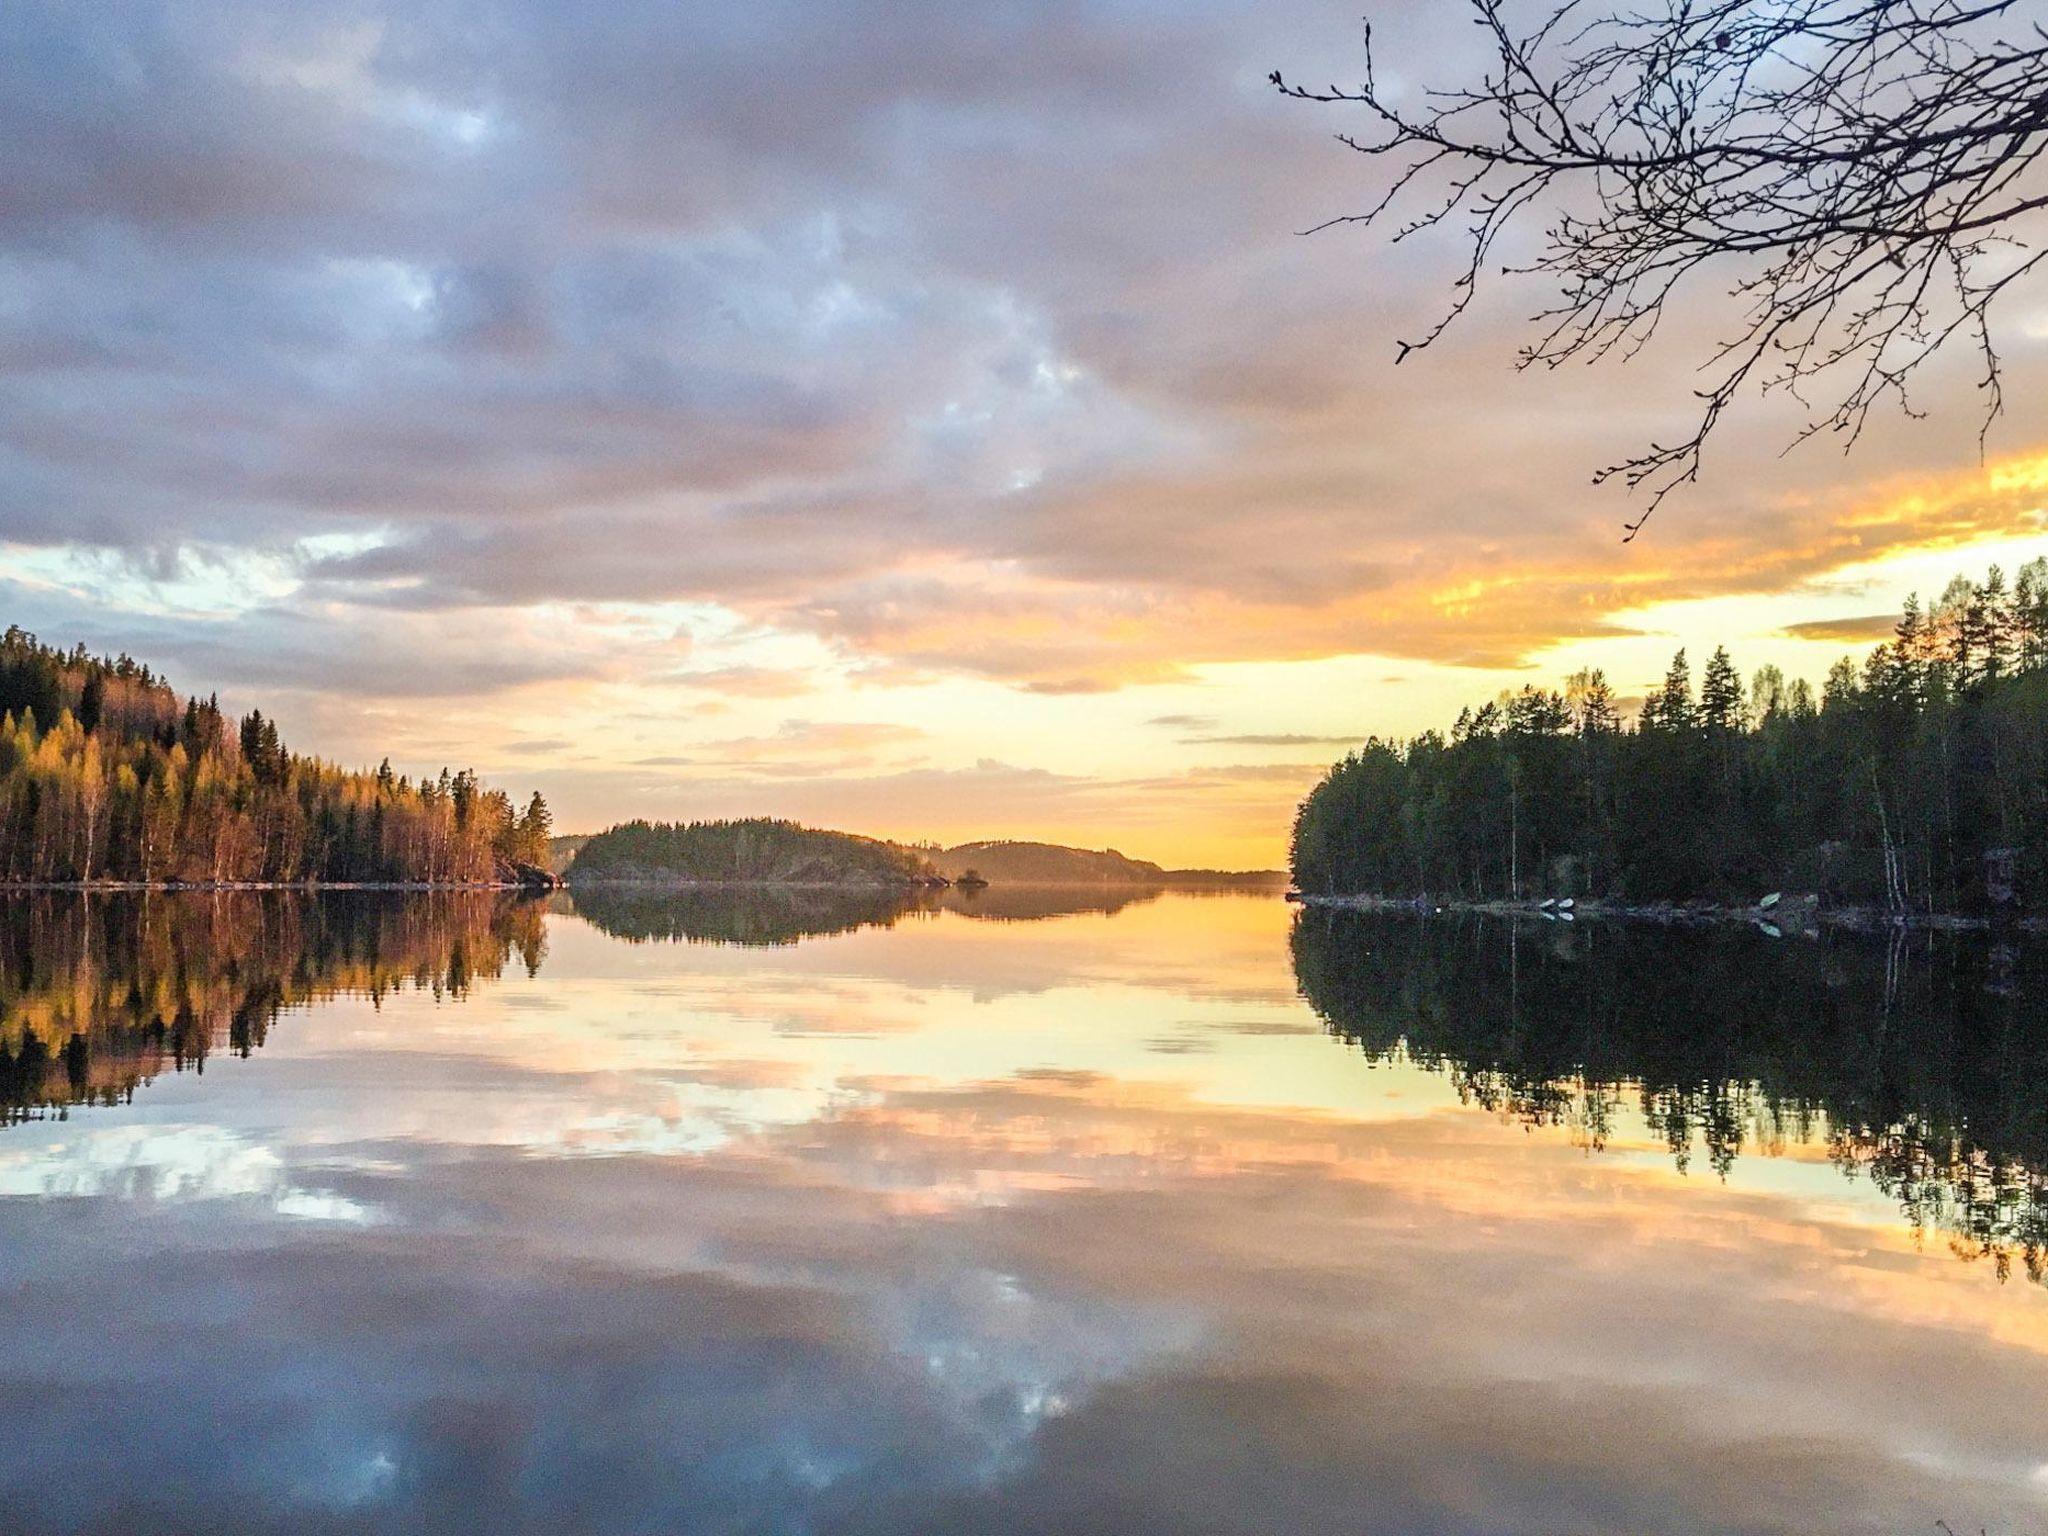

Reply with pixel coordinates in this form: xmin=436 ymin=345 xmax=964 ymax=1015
xmin=783 ymin=450 xmax=2048 ymax=688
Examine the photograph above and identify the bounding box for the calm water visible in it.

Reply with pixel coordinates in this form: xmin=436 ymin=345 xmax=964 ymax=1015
xmin=2 ymin=889 xmax=2045 ymax=1534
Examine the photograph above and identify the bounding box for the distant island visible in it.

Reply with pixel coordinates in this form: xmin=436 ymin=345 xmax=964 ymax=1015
xmin=565 ymin=819 xmax=942 ymax=887
xmin=0 ymin=628 xmax=553 ymax=888
xmin=561 ymin=828 xmax=1285 ymax=891
xmin=927 ymin=840 xmax=1285 ymax=889
xmin=1291 ymin=555 xmax=2048 ymax=923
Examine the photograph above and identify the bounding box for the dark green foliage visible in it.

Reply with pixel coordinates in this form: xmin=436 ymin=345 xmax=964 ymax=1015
xmin=0 ymin=626 xmax=550 ymax=883
xmin=568 ymin=818 xmax=936 ymax=885
xmin=1292 ymin=557 xmax=2048 ymax=912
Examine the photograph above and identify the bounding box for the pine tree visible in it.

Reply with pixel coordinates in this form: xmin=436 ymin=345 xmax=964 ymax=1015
xmin=1699 ymin=648 xmax=1744 ymax=732
xmin=77 ymin=673 xmax=104 ymax=735
xmin=1641 ymin=650 xmax=1694 ymax=732
xmin=515 ymin=792 xmax=553 ymax=866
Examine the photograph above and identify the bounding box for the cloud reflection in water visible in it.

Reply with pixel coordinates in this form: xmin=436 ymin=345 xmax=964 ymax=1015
xmin=0 ymin=890 xmax=2042 ymax=1534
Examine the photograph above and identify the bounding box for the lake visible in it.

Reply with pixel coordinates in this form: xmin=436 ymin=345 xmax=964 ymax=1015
xmin=2 ymin=888 xmax=2044 ymax=1534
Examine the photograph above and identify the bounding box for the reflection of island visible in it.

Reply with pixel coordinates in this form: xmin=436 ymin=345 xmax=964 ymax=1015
xmin=938 ymin=884 xmax=1167 ymax=922
xmin=0 ymin=892 xmax=545 ymax=1124
xmin=565 ymin=884 xmax=929 ymax=946
xmin=1291 ymin=908 xmax=2048 ymax=1282
xmin=927 ymin=839 xmax=1286 ymax=890
xmin=568 ymin=882 xmax=1180 ymax=941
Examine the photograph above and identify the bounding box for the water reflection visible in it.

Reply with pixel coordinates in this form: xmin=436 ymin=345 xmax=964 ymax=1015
xmin=0 ymin=891 xmax=2043 ymax=1533
xmin=1293 ymin=907 xmax=2048 ymax=1282
xmin=937 ymin=883 xmax=1166 ymax=922
xmin=564 ymin=883 xmax=929 ymax=946
xmin=564 ymin=881 xmax=1168 ymax=946
xmin=0 ymin=891 xmax=543 ymax=1122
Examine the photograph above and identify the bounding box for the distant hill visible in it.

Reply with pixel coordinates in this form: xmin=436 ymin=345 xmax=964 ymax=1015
xmin=567 ymin=818 xmax=939 ymax=886
xmin=929 ymin=840 xmax=1285 ymax=889
xmin=547 ymin=833 xmax=593 ymax=873
xmin=929 ymin=841 xmax=1166 ymax=884
xmin=1158 ymin=867 xmax=1290 ymax=891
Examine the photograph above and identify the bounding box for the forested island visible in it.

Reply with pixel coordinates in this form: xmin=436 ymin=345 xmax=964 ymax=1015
xmin=926 ymin=839 xmax=1285 ymax=888
xmin=0 ymin=628 xmax=552 ymax=886
xmin=1291 ymin=557 xmax=2048 ymax=918
xmin=562 ymin=825 xmax=1288 ymax=891
xmin=565 ymin=818 xmax=942 ymax=886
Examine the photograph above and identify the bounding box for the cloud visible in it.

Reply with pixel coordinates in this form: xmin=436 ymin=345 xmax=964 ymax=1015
xmin=6 ymin=0 xmax=2042 ymax=707
xmin=1778 ymin=614 xmax=1901 ymax=643
xmin=666 ymin=665 xmax=818 ymax=699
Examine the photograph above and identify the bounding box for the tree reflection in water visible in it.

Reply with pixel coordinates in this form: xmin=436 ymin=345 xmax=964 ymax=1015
xmin=17 ymin=891 xmax=2040 ymax=1292
xmin=1291 ymin=907 xmax=2048 ymax=1283
xmin=0 ymin=891 xmax=545 ymax=1124
xmin=563 ymin=884 xmax=932 ymax=946
xmin=564 ymin=881 xmax=1166 ymax=945
xmin=0 ymin=885 xmax=1175 ymax=1123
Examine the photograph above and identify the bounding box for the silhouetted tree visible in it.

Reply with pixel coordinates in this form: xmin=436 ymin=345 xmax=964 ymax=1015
xmin=1293 ymin=555 xmax=2048 ymax=911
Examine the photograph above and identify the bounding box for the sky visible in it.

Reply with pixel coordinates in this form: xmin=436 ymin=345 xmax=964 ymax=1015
xmin=3 ymin=0 xmax=2047 ymax=867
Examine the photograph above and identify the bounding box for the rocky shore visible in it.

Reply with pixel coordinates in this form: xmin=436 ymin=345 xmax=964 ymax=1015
xmin=1289 ymin=890 xmax=2045 ymax=935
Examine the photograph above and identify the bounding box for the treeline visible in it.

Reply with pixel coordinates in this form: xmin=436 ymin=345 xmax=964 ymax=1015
xmin=568 ymin=818 xmax=939 ymax=885
xmin=0 ymin=891 xmax=545 ymax=1121
xmin=1291 ymin=557 xmax=2048 ymax=912
xmin=0 ymin=627 xmax=552 ymax=884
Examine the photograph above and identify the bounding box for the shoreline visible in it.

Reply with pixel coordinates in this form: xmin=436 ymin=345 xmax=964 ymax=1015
xmin=1291 ymin=891 xmax=2047 ymax=936
xmin=0 ymin=879 xmax=558 ymax=894
xmin=563 ymin=876 xmax=947 ymax=891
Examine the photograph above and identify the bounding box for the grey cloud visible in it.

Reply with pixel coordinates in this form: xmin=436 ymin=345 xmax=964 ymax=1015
xmin=0 ymin=575 xmax=608 ymax=708
xmin=3 ymin=0 xmax=2038 ymax=700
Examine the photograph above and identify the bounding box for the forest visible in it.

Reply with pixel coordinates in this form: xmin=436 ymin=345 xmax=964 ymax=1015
xmin=0 ymin=627 xmax=552 ymax=885
xmin=1291 ymin=558 xmax=2048 ymax=915
xmin=567 ymin=818 xmax=940 ymax=886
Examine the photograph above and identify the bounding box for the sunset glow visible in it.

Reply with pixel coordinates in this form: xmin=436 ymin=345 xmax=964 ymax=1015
xmin=4 ymin=2 xmax=2046 ymax=866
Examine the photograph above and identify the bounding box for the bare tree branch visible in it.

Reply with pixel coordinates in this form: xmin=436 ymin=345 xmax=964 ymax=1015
xmin=1274 ymin=0 xmax=2048 ymax=539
